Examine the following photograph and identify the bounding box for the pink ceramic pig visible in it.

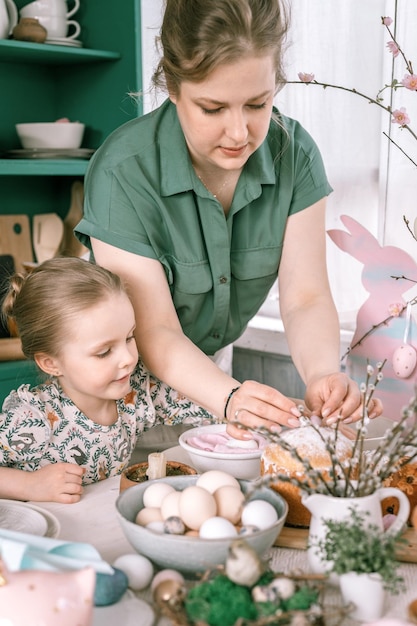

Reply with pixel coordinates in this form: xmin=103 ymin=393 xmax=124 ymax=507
xmin=0 ymin=560 xmax=95 ymax=625
xmin=327 ymin=215 xmax=417 ymax=420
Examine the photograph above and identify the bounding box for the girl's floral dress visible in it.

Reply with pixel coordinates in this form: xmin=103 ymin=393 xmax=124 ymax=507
xmin=0 ymin=360 xmax=213 ymax=484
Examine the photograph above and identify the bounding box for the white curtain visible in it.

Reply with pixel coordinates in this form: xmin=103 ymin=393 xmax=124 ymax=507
xmin=273 ymin=0 xmax=417 ymax=322
xmin=140 ymin=0 xmax=417 ymax=324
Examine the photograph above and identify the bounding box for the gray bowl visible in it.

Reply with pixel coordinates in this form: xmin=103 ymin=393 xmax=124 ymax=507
xmin=115 ymin=475 xmax=288 ymax=575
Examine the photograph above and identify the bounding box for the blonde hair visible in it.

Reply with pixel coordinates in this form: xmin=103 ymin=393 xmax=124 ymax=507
xmin=152 ymin=0 xmax=290 ymax=96
xmin=2 ymin=257 xmax=125 ymax=360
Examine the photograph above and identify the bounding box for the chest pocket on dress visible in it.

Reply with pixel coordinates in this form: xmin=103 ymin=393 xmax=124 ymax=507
xmin=231 ymin=247 xmax=281 ymax=281
xmin=166 ymin=258 xmax=213 ymax=294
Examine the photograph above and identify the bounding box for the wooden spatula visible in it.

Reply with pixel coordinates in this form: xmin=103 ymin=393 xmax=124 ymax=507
xmin=33 ymin=213 xmax=64 ymax=264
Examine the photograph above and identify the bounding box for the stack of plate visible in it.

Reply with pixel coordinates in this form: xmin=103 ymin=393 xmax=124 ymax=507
xmin=0 ymin=500 xmax=60 ymax=537
xmin=45 ymin=37 xmax=83 ymax=47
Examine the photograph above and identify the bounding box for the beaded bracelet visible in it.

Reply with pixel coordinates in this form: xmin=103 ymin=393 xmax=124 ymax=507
xmin=223 ymin=386 xmax=241 ymax=420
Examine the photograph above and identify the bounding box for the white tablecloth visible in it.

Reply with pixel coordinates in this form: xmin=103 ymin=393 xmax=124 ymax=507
xmin=32 ymin=450 xmax=417 ymax=625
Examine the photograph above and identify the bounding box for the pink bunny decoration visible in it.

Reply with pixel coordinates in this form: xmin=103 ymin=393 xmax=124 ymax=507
xmin=327 ymin=215 xmax=417 ymax=420
xmin=0 ymin=561 xmax=95 ymax=625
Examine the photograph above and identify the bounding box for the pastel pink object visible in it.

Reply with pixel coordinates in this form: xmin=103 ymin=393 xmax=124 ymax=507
xmin=327 ymin=215 xmax=417 ymax=420
xmin=0 ymin=560 xmax=95 ymax=625
xmin=186 ymin=432 xmax=267 ymax=454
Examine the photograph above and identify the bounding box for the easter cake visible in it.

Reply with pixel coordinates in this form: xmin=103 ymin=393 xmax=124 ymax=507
xmin=260 ymin=425 xmax=353 ymax=527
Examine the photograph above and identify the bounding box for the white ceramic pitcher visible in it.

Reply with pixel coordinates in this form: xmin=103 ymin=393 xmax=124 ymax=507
xmin=0 ymin=0 xmax=17 ymax=38
xmin=302 ymin=487 xmax=410 ymax=574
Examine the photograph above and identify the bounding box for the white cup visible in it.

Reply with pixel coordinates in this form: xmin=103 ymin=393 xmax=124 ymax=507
xmin=20 ymin=0 xmax=79 ymax=19
xmin=26 ymin=13 xmax=81 ymax=39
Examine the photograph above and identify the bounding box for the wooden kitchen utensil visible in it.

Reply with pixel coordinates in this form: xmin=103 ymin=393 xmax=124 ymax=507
xmin=0 ymin=214 xmax=33 ymax=273
xmin=0 ymin=337 xmax=24 ymax=361
xmin=58 ymin=180 xmax=89 ymax=258
xmin=0 ymin=254 xmax=15 ymax=338
xmin=33 ymin=213 xmax=64 ymax=264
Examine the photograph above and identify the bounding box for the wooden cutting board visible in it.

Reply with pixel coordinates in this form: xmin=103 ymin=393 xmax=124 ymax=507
xmin=0 ymin=215 xmax=34 ymax=273
xmin=274 ymin=525 xmax=417 ymax=564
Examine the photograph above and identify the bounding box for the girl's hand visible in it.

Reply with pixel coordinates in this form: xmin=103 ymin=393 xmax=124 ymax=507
xmin=224 ymin=380 xmax=303 ymax=439
xmin=304 ymin=372 xmax=383 ymax=425
xmin=28 ymin=463 xmax=85 ymax=503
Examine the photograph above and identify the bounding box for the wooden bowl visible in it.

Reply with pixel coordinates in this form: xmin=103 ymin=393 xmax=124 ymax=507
xmin=408 ymin=598 xmax=417 ymax=624
xmin=119 ymin=461 xmax=197 ymax=492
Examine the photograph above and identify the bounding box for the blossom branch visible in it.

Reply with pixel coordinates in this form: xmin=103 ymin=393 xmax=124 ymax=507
xmin=383 ymin=132 xmax=417 ymax=167
xmin=341 ymin=297 xmax=417 ymax=362
xmin=404 ymin=215 xmax=417 ymax=242
xmin=286 ymin=79 xmax=417 ymax=142
xmin=383 ymin=17 xmax=413 ymax=75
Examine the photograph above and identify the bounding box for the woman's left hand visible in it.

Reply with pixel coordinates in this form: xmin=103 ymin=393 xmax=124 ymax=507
xmin=304 ymin=372 xmax=383 ymax=424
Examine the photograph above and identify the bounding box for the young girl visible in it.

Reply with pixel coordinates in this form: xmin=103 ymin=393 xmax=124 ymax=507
xmin=0 ymin=257 xmax=213 ymax=503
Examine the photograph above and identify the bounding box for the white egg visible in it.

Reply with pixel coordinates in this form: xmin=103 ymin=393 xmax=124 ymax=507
xmin=226 ymin=437 xmax=258 ymax=450
xmin=143 ymin=482 xmax=176 ymax=508
xmin=151 ymin=569 xmax=185 ymax=592
xmin=196 ymin=470 xmax=240 ymax=493
xmin=112 ymin=554 xmax=154 ymax=591
xmin=241 ymin=500 xmax=278 ymax=530
xmin=146 ymin=520 xmax=165 ymax=534
xmin=199 ymin=516 xmax=238 ymax=539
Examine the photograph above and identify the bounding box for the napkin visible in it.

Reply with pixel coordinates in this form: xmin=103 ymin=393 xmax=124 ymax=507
xmin=0 ymin=527 xmax=113 ymax=574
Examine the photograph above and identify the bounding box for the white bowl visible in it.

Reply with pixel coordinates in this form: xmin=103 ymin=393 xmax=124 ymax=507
xmin=347 ymin=415 xmax=394 ymax=450
xmin=179 ymin=423 xmax=265 ymax=480
xmin=115 ymin=475 xmax=288 ymax=575
xmin=16 ymin=122 xmax=85 ymax=149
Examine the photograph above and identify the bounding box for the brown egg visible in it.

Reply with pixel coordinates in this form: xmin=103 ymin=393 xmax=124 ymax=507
xmin=179 ymin=486 xmax=216 ymax=530
xmin=213 ymin=485 xmax=245 ymax=524
xmin=135 ymin=506 xmax=163 ymax=526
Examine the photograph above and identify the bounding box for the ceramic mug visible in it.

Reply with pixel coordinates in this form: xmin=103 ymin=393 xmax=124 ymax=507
xmin=26 ymin=13 xmax=80 ymax=39
xmin=20 ymin=0 xmax=79 ymax=18
xmin=0 ymin=0 xmax=18 ymax=39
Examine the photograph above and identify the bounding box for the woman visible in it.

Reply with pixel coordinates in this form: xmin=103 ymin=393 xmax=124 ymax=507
xmin=75 ymin=0 xmax=382 ymax=436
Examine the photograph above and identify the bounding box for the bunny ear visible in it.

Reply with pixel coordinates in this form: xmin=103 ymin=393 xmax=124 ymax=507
xmin=327 ymin=215 xmax=381 ymax=263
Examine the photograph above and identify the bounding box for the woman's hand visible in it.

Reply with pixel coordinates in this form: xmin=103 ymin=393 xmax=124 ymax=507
xmin=224 ymin=380 xmax=303 ymax=439
xmin=304 ymin=372 xmax=383 ymax=425
xmin=27 ymin=463 xmax=85 ymax=503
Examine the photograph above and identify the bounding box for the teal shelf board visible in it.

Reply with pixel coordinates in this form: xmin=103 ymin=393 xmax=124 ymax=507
xmin=0 ymin=39 xmax=121 ymax=65
xmin=0 ymin=158 xmax=90 ymax=176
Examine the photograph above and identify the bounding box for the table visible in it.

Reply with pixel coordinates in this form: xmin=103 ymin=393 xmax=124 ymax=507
xmin=33 ymin=458 xmax=417 ymax=625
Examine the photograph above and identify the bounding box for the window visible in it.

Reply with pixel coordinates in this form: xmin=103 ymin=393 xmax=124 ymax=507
xmin=262 ymin=0 xmax=417 ymax=326
xmin=141 ymin=0 xmax=417 ymax=329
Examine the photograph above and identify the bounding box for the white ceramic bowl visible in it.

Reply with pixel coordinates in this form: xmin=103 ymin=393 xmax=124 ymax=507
xmin=115 ymin=475 xmax=288 ymax=575
xmin=178 ymin=423 xmax=265 ymax=480
xmin=16 ymin=122 xmax=85 ymax=149
xmin=347 ymin=415 xmax=394 ymax=450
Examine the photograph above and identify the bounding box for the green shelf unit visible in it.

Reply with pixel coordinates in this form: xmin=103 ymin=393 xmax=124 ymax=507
xmin=0 ymin=0 xmax=143 ymax=390
xmin=0 ymin=158 xmax=90 ymax=176
xmin=0 ymin=39 xmax=121 ymax=64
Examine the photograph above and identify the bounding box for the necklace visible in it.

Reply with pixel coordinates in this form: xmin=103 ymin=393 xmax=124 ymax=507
xmin=197 ymin=173 xmax=230 ymax=199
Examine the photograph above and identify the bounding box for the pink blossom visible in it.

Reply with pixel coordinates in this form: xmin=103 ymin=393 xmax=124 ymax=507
xmin=402 ymin=73 xmax=417 ymax=91
xmin=382 ymin=16 xmax=393 ymax=26
xmin=388 ymin=303 xmax=404 ymax=317
xmin=298 ymin=72 xmax=315 ymax=83
xmin=391 ymin=107 xmax=410 ymax=126
xmin=386 ymin=41 xmax=400 ymax=57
